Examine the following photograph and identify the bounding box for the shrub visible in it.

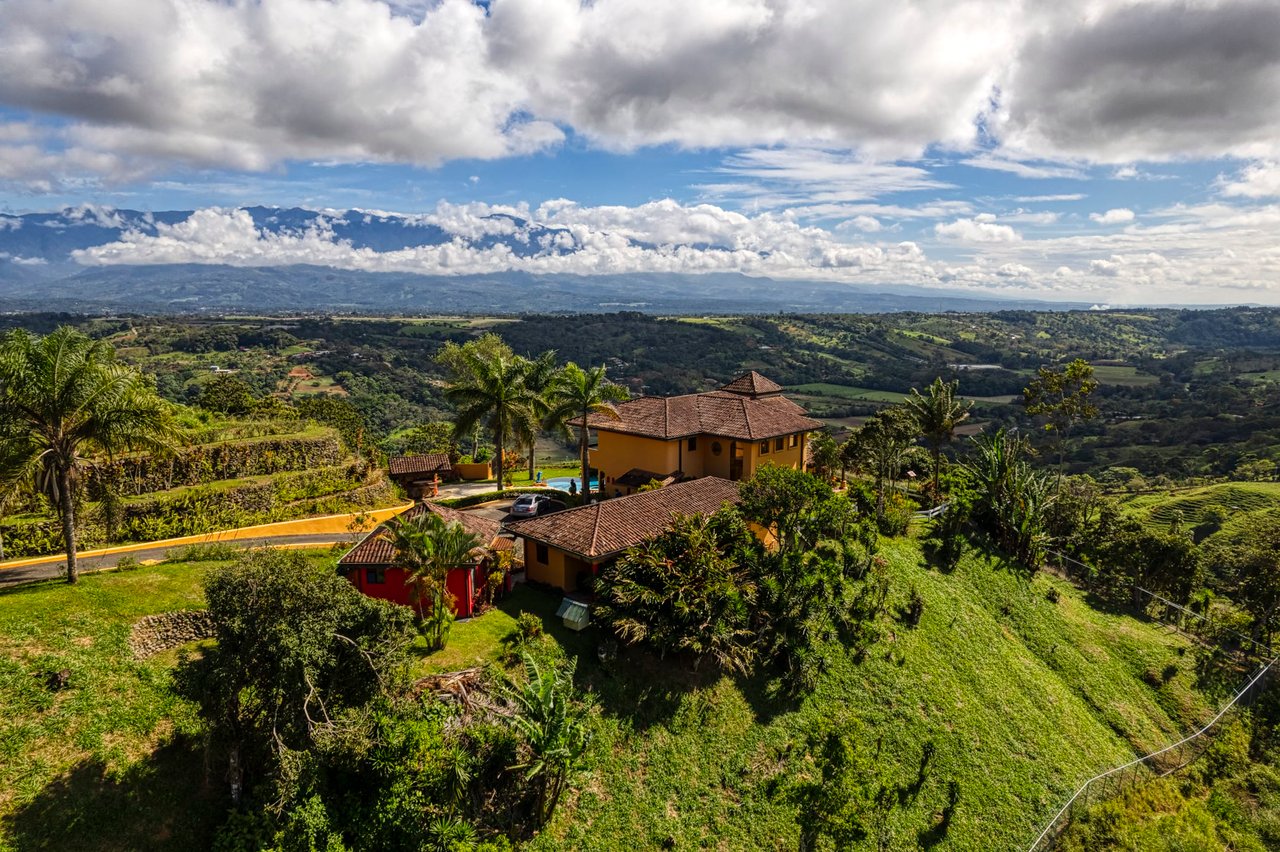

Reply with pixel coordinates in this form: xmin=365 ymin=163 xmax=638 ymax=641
xmin=903 ymin=586 xmax=925 ymax=627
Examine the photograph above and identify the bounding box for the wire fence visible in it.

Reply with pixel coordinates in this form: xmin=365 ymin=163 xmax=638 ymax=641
xmin=1025 ymin=550 xmax=1277 ymax=851
xmin=1026 ymin=654 xmax=1276 ymax=851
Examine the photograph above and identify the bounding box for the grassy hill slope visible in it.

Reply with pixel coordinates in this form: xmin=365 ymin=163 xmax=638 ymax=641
xmin=534 ymin=537 xmax=1214 ymax=850
xmin=0 ymin=538 xmax=1224 ymax=851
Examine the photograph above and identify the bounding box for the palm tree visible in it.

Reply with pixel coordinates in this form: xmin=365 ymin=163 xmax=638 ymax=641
xmin=0 ymin=327 xmax=176 ymax=583
xmin=547 ymin=363 xmax=628 ymax=501
xmin=387 ymin=510 xmax=483 ymax=650
xmin=903 ymin=377 xmax=972 ymax=503
xmin=443 ymin=347 xmax=538 ymax=490
xmin=518 ymin=350 xmax=560 ymax=480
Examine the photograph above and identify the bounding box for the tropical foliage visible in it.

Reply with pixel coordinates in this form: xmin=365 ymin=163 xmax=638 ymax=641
xmin=595 ymin=509 xmax=759 ymax=674
xmin=1024 ymin=358 xmax=1100 ymax=484
xmin=440 ymin=336 xmax=538 ymax=489
xmin=903 ymin=377 xmax=972 ymax=501
xmin=853 ymin=406 xmax=918 ymax=525
xmin=501 ymin=653 xmax=593 ymax=828
xmin=387 ymin=510 xmax=483 ymax=650
xmin=0 ymin=326 xmax=177 ymax=581
xmin=962 ymin=428 xmax=1055 ymax=569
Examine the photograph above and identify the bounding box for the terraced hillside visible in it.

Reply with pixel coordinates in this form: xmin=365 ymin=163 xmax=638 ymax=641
xmin=1119 ymin=482 xmax=1280 ymax=531
xmin=0 ymin=421 xmax=399 ymax=559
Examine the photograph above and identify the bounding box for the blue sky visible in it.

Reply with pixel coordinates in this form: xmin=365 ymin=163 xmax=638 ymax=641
xmin=2 ymin=0 xmax=1279 ymax=305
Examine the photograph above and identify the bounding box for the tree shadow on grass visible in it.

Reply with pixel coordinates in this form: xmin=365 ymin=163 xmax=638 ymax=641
xmin=497 ymin=585 xmax=729 ymax=731
xmin=3 ymin=738 xmax=227 ymax=852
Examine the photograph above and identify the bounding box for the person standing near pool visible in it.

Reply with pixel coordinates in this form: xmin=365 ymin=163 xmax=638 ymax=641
xmin=568 ymin=479 xmax=578 ymax=497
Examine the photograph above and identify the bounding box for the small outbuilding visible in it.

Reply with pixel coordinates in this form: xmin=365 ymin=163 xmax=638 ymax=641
xmin=337 ymin=501 xmax=514 ymax=617
xmin=388 ymin=453 xmax=455 ymax=499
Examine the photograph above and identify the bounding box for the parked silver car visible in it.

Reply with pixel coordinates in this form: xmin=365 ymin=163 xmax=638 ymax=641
xmin=509 ymin=493 xmax=567 ymax=517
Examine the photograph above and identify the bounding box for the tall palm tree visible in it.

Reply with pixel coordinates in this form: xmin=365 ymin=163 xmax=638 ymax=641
xmin=443 ymin=348 xmax=538 ymax=489
xmin=0 ymin=327 xmax=177 ymax=583
xmin=518 ymin=350 xmax=560 ymax=480
xmin=547 ymin=363 xmax=628 ymax=500
xmin=387 ymin=510 xmax=483 ymax=650
xmin=903 ymin=377 xmax=972 ymax=502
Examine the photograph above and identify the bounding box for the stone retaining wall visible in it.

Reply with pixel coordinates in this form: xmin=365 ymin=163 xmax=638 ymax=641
xmin=129 ymin=610 xmax=215 ymax=659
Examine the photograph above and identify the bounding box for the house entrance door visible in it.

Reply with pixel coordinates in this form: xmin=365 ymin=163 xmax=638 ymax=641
xmin=729 ymin=441 xmax=744 ymax=480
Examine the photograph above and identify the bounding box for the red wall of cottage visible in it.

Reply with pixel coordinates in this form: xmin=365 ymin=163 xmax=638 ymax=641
xmin=347 ymin=563 xmax=484 ymax=617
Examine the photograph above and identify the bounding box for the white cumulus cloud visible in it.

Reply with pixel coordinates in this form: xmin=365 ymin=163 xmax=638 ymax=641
xmin=1090 ymin=208 xmax=1135 ymax=225
xmin=934 ymin=217 xmax=1021 ymax=243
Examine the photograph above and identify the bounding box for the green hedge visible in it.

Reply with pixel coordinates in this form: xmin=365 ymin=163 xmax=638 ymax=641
xmin=84 ymin=430 xmax=343 ymax=497
xmin=436 ymin=488 xmax=572 ymax=509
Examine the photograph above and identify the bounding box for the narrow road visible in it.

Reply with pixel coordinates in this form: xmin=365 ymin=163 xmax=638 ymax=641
xmin=0 ymin=534 xmax=349 ymax=587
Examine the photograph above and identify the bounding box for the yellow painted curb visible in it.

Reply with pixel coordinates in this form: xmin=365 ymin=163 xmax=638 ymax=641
xmin=0 ymin=504 xmax=412 ymax=571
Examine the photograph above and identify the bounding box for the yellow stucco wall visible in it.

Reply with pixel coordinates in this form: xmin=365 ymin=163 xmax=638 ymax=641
xmin=592 ymin=431 xmax=680 ymax=484
xmin=523 ymin=537 xmax=571 ymax=590
xmin=593 ymin=429 xmax=809 ymax=488
xmin=522 ymin=539 xmax=598 ymax=591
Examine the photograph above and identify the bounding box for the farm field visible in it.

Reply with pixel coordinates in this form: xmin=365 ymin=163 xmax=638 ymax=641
xmin=1090 ymin=364 xmax=1160 ymax=386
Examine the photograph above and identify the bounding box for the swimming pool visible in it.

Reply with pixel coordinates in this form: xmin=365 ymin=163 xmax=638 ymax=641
xmin=544 ymin=476 xmax=598 ymax=492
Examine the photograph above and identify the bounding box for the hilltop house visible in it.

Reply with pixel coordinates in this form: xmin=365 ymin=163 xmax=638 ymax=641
xmin=582 ymin=371 xmax=822 ymax=496
xmin=506 ymin=476 xmax=743 ymax=592
xmin=337 ymin=501 xmax=512 ymax=617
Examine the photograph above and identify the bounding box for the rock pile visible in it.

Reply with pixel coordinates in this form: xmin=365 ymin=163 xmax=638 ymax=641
xmin=129 ymin=610 xmax=215 ymax=659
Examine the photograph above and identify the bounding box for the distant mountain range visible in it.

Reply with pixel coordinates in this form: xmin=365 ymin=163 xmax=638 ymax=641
xmin=0 ymin=206 xmax=1091 ymax=314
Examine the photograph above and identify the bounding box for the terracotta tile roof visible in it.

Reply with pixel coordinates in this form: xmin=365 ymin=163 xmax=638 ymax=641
xmin=720 ymin=370 xmax=784 ymax=397
xmin=338 ymin=501 xmax=502 ymax=567
xmin=388 ymin=453 xmax=453 ymax=477
xmin=504 ymin=477 xmax=741 ymax=561
xmin=583 ymin=390 xmax=821 ymax=441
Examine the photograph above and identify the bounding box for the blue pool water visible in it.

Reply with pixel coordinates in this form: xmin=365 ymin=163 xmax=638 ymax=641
xmin=544 ymin=476 xmax=598 ymax=492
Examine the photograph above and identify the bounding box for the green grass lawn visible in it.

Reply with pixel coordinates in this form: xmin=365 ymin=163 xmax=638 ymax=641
xmin=0 ymin=550 xmax=349 ymax=852
xmin=0 ymin=538 xmax=1224 ymax=851
xmin=518 ymin=537 xmax=1213 ymax=851
xmin=0 ymin=561 xmax=220 ymax=852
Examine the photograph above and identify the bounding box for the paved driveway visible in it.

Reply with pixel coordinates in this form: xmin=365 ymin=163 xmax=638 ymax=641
xmin=0 ymin=501 xmax=524 ymax=589
xmin=0 ymin=534 xmax=348 ymax=587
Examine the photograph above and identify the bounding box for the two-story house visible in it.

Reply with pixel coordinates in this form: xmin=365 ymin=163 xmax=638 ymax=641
xmin=583 ymin=371 xmax=822 ymax=496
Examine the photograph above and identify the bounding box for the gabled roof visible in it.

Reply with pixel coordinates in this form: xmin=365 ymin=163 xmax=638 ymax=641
xmin=583 ymin=389 xmax=821 ymax=441
xmin=338 ymin=501 xmax=504 ymax=568
xmin=720 ymin=370 xmax=784 ymax=397
xmin=504 ymin=477 xmax=741 ymax=561
xmin=388 ymin=453 xmax=453 ymax=477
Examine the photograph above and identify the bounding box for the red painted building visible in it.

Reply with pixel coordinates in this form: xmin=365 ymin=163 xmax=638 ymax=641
xmin=337 ymin=502 xmax=514 ymax=617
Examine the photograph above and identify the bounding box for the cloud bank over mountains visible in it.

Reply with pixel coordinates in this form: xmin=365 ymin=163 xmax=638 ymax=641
xmin=0 ymin=197 xmax=1265 ymax=306
xmin=1 ymin=0 xmax=1279 ymax=304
